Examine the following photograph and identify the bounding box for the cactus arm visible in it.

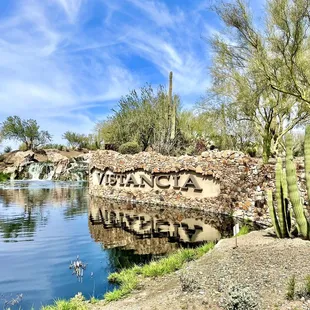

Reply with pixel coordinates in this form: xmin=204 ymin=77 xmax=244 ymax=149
xmin=305 ymin=126 xmax=310 ymax=205
xmin=286 ymin=134 xmax=309 ymax=238
xmin=267 ymin=190 xmax=281 ymax=238
xmin=275 ymin=158 xmax=288 ymax=237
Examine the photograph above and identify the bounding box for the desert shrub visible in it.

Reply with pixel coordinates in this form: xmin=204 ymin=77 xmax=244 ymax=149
xmin=19 ymin=143 xmax=28 ymax=151
xmin=305 ymin=275 xmax=310 ymax=296
xmin=4 ymin=146 xmax=12 ymax=153
xmin=286 ymin=275 xmax=296 ymax=300
xmin=245 ymin=146 xmax=257 ymax=157
xmin=236 ymin=225 xmax=250 ymax=236
xmin=43 ymin=144 xmax=65 ymax=151
xmin=222 ymin=284 xmax=259 ymax=310
xmin=179 ymin=271 xmax=201 ymax=292
xmin=119 ymin=141 xmax=141 ymax=154
xmin=0 ymin=172 xmax=10 ymax=181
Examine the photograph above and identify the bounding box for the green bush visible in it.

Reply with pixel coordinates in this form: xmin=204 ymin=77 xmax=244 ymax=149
xmin=0 ymin=172 xmax=11 ymax=182
xmin=43 ymin=144 xmax=65 ymax=151
xmin=286 ymin=275 xmax=296 ymax=300
xmin=222 ymin=284 xmax=259 ymax=310
xmin=118 ymin=141 xmax=141 ymax=154
xmin=305 ymin=275 xmax=310 ymax=295
xmin=19 ymin=143 xmax=28 ymax=151
xmin=236 ymin=225 xmax=250 ymax=236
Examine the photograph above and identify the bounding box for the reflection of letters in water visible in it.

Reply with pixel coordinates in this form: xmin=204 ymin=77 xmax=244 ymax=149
xmin=92 ymin=169 xmax=221 ymax=198
xmin=89 ymin=208 xmax=221 ymax=243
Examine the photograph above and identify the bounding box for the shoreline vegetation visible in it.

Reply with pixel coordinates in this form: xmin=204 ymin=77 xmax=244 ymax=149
xmin=39 ymin=226 xmax=251 ymax=310
xmin=39 ymin=242 xmax=216 ymax=310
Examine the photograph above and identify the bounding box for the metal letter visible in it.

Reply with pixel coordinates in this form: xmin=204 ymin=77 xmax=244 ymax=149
xmin=173 ymin=174 xmax=180 ymax=189
xmin=155 ymin=175 xmax=171 ymax=188
xmin=118 ymin=174 xmax=127 ymax=186
xmin=109 ymin=174 xmax=117 ymax=186
xmin=181 ymin=175 xmax=202 ymax=192
xmin=126 ymin=174 xmax=139 ymax=187
xmin=140 ymin=174 xmax=154 ymax=188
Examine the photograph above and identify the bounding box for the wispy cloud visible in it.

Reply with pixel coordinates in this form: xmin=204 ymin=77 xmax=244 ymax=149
xmin=0 ymin=0 xmax=236 ymax=148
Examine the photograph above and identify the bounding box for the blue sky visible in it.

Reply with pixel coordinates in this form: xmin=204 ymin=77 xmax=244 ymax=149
xmin=0 ymin=0 xmax=265 ymax=147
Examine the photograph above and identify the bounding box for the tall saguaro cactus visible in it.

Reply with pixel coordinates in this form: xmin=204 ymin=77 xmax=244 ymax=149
xmin=286 ymin=134 xmax=309 ymax=239
xmin=268 ymin=126 xmax=310 ymax=239
xmin=267 ymin=158 xmax=290 ymax=238
xmin=305 ymin=126 xmax=310 ymax=202
xmin=168 ymin=71 xmax=176 ymax=141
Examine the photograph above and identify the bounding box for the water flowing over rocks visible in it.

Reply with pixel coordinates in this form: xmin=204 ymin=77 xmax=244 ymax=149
xmin=0 ymin=149 xmax=90 ymax=181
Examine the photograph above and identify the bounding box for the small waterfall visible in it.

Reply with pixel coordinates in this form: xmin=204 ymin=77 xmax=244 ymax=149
xmin=28 ymin=163 xmax=55 ymax=180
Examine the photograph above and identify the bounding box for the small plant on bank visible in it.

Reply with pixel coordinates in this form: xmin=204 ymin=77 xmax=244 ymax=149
xmin=179 ymin=270 xmax=201 ymax=292
xmin=286 ymin=275 xmax=296 ymax=300
xmin=222 ymin=284 xmax=259 ymax=310
xmin=236 ymin=225 xmax=250 ymax=236
xmin=305 ymin=275 xmax=310 ymax=296
xmin=41 ymin=293 xmax=87 ymax=310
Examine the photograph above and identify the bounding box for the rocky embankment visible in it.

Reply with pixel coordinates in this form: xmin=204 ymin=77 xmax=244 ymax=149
xmin=0 ymin=149 xmax=90 ymax=181
xmin=91 ymin=230 xmax=310 ymax=310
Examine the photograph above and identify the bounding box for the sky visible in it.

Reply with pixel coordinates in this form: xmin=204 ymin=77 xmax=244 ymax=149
xmin=0 ymin=0 xmax=265 ymax=148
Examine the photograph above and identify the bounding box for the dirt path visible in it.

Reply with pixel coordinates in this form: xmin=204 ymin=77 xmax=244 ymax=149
xmin=90 ymin=230 xmax=310 ymax=310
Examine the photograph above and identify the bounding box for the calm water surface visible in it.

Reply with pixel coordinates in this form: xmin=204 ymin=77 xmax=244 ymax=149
xmin=0 ymin=181 xmax=238 ymax=309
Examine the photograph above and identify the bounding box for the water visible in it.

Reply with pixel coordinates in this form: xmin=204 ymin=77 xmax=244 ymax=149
xmin=0 ymin=180 xmax=245 ymax=309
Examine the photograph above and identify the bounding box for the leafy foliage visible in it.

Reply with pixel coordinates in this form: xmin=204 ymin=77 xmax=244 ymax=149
xmin=208 ymin=0 xmax=310 ymax=162
xmin=96 ymin=84 xmax=183 ymax=155
xmin=0 ymin=172 xmax=10 ymax=182
xmin=118 ymin=141 xmax=142 ymax=154
xmin=0 ymin=116 xmax=52 ymax=151
xmin=62 ymin=131 xmax=88 ymax=150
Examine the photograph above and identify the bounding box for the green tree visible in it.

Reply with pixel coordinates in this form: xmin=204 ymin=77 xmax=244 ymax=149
xmin=0 ymin=116 xmax=52 ymax=151
xmin=62 ymin=131 xmax=88 ymax=149
xmin=208 ymin=0 xmax=310 ymax=162
xmin=96 ymin=84 xmax=182 ymax=154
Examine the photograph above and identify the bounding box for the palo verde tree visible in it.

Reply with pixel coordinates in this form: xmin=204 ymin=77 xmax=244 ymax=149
xmin=0 ymin=116 xmax=52 ymax=151
xmin=62 ymin=131 xmax=88 ymax=150
xmin=208 ymin=0 xmax=310 ymax=163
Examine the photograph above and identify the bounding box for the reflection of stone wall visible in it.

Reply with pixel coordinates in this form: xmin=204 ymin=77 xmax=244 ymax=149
xmin=89 ymin=225 xmax=178 ymax=255
xmin=89 ymin=150 xmax=275 ymax=223
xmin=88 ymin=199 xmax=238 ymax=255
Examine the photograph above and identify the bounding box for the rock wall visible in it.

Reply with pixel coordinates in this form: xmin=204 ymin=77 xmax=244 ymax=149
xmin=89 ymin=150 xmax=280 ymax=224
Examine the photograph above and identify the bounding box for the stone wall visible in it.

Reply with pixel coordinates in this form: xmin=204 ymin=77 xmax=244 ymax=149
xmin=89 ymin=150 xmax=286 ymax=224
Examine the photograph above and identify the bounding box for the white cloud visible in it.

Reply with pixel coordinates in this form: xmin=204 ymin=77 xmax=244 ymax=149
xmin=0 ymin=0 xmax=223 ymax=149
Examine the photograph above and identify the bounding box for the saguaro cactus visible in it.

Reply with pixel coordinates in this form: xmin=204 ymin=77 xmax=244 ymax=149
xmin=168 ymin=71 xmax=176 ymax=141
xmin=305 ymin=126 xmax=310 ymax=203
xmin=267 ymin=158 xmax=290 ymax=238
xmin=286 ymin=134 xmax=309 ymax=239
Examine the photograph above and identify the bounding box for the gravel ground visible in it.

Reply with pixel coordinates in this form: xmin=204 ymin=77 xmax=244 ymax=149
xmin=90 ymin=230 xmax=310 ymax=310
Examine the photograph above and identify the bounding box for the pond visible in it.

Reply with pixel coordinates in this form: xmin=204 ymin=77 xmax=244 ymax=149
xmin=0 ymin=181 xmax=246 ymax=309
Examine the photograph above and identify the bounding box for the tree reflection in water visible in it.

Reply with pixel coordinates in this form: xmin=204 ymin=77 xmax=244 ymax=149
xmin=0 ymin=182 xmax=88 ymax=242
